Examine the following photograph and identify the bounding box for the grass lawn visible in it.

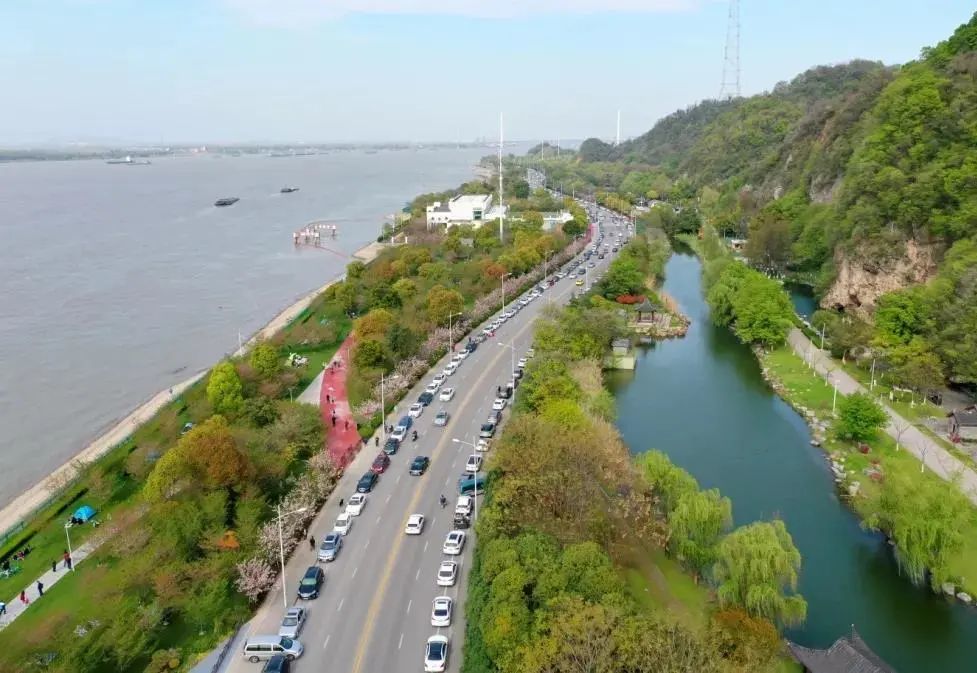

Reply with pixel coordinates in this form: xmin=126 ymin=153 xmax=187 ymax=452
xmin=615 ymin=542 xmax=800 ymax=672
xmin=761 ymin=346 xmax=977 ymax=596
xmin=616 ymin=542 xmax=710 ymax=630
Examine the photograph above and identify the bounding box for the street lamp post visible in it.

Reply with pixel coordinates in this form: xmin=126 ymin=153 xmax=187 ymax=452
xmin=452 ymin=437 xmax=480 ymax=521
xmin=64 ymin=524 xmax=74 ymax=572
xmin=500 ymin=272 xmax=511 ymax=319
xmin=276 ymin=504 xmax=309 ymax=609
xmin=498 ymin=340 xmax=516 ymax=382
xmin=447 ymin=311 xmax=463 ymax=353
xmin=380 ymin=372 xmax=386 ymax=439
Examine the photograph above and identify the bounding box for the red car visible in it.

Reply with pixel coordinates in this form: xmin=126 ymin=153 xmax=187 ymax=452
xmin=371 ymin=453 xmax=391 ymax=474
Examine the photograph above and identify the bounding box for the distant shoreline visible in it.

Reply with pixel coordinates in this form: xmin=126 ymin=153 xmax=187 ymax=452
xmin=0 ymin=239 xmax=384 ymax=536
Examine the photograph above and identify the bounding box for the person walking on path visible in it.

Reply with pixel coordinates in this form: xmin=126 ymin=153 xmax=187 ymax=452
xmin=51 ymin=560 xmax=57 ymax=574
xmin=63 ymin=550 xmax=72 ymax=570
xmin=339 ymin=498 xmax=345 ymax=509
xmin=0 ymin=600 xmax=6 ymax=616
xmin=309 ymin=535 xmax=316 ymax=551
xmin=19 ymin=590 xmax=28 ymax=605
xmin=36 ymin=581 xmax=43 ymax=597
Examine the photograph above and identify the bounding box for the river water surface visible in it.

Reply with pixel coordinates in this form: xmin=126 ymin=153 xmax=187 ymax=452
xmin=0 ymin=147 xmax=500 ymax=508
xmin=607 ymin=252 xmax=977 ymax=673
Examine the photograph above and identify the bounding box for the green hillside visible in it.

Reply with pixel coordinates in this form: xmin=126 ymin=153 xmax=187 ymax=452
xmin=520 ymin=11 xmax=977 ymax=388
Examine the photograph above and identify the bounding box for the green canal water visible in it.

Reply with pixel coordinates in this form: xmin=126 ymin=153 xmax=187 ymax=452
xmin=606 ymin=253 xmax=977 ymax=673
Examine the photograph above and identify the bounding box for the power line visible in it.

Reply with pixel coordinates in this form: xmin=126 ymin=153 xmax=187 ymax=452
xmin=719 ymin=0 xmax=741 ymax=99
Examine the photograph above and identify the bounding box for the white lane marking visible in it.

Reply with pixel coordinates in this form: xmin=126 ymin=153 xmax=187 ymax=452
xmin=415 ymin=567 xmax=421 ymax=581
xmin=406 ymin=599 xmax=412 ymax=614
xmin=364 ymin=537 xmax=370 ymax=550
xmin=323 ymin=634 xmax=331 ymax=650
xmin=375 ymin=515 xmax=382 ymax=525
xmin=445 ymin=476 xmax=451 ymax=486
xmin=338 ymin=598 xmax=345 ymax=612
xmin=386 ymin=494 xmax=392 ymax=504
xmin=399 ymin=633 xmax=404 ymax=650
xmin=423 ymin=540 xmax=429 ymax=553
xmin=396 ymin=473 xmax=402 ymax=484
xmin=352 ymin=566 xmax=358 ymax=578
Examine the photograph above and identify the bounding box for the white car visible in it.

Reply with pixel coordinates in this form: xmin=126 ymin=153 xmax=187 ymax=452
xmin=451 ymin=353 xmax=464 ymax=364
xmin=345 ymin=493 xmax=367 ymax=516
xmin=405 ymin=513 xmax=425 ymax=535
xmin=491 ymin=397 xmax=507 ymax=411
xmin=432 ymin=373 xmax=447 ymax=388
xmin=443 ymin=362 xmax=458 ymax=376
xmin=455 ymin=495 xmax=473 ymax=516
xmin=391 ymin=425 xmax=408 ymax=442
xmin=425 ymin=383 xmax=439 ymax=395
xmin=505 ymin=311 xmax=516 ymax=319
xmin=465 ymin=455 xmax=483 ymax=473
xmin=517 ymin=358 xmax=528 ymax=369
xmin=476 ymin=438 xmax=491 ymax=452
xmin=334 ymin=512 xmax=353 ymax=536
xmin=431 ymin=596 xmax=453 ymax=627
xmin=437 ymin=560 xmax=458 ymax=586
xmin=439 ymin=387 xmax=456 ymax=402
xmin=526 ymin=348 xmax=535 ymax=358
xmin=408 ymin=402 xmax=425 ymax=419
xmin=425 ymin=635 xmax=449 ymax=673
xmin=442 ymin=530 xmax=466 ymax=555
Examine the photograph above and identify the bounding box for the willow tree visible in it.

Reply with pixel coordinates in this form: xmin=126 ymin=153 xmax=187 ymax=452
xmin=713 ymin=520 xmax=807 ymax=628
xmin=670 ymin=488 xmax=733 ymax=579
xmin=869 ymin=472 xmax=969 ymax=590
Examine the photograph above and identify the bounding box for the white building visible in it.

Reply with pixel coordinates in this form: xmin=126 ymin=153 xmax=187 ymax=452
xmin=426 ymin=194 xmax=506 ymax=229
xmin=541 ymin=211 xmax=574 ymax=232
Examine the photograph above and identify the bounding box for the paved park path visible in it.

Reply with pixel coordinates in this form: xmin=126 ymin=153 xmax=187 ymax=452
xmin=788 ymin=328 xmax=977 ymax=506
xmin=318 ymin=336 xmax=364 ymax=468
xmin=0 ymin=540 xmax=98 ymax=630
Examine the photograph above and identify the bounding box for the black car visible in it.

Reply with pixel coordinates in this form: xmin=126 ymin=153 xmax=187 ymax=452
xmin=262 ymin=655 xmax=291 ymax=673
xmin=297 ymin=566 xmax=323 ymax=600
xmin=356 ymin=472 xmax=378 ymax=493
xmin=452 ymin=513 xmax=471 ymax=529
xmin=383 ymin=437 xmax=401 ymax=455
xmin=418 ymin=391 xmax=435 ymax=406
xmin=409 ymin=456 xmax=430 ymax=476
xmin=465 ymin=340 xmax=478 ymax=353
xmin=487 ymin=410 xmax=502 ymax=425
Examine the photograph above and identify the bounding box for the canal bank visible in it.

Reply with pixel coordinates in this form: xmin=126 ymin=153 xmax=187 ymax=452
xmin=606 ymin=252 xmax=977 ymax=673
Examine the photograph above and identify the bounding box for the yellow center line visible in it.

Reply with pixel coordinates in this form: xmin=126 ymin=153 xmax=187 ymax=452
xmin=349 ymin=310 xmax=540 ymax=673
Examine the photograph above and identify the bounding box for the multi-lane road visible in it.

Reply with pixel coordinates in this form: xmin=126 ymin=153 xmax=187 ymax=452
xmin=227 ymin=203 xmax=630 ymax=673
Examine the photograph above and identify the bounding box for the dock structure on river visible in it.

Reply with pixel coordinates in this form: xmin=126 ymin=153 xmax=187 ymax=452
xmin=293 ymin=221 xmax=338 ymax=248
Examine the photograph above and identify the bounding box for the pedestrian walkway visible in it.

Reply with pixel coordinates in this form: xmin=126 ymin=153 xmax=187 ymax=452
xmin=788 ymin=328 xmax=977 ymax=505
xmin=297 ymin=370 xmax=324 ymax=406
xmin=0 ymin=541 xmax=98 ymax=629
xmin=319 ymin=336 xmax=364 ymax=468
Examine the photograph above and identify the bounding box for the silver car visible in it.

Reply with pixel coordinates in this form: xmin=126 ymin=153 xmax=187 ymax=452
xmin=278 ymin=607 xmax=308 ymax=638
xmin=318 ymin=532 xmax=342 ymax=562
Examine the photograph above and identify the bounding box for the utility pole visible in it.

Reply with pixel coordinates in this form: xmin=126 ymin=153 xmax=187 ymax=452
xmin=719 ymin=0 xmax=741 ymax=99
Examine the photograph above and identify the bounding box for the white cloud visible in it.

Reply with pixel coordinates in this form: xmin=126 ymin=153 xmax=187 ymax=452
xmin=222 ymin=0 xmax=703 ymax=27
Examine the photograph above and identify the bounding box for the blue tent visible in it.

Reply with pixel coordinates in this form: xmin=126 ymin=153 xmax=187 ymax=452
xmin=72 ymin=505 xmax=96 ymax=522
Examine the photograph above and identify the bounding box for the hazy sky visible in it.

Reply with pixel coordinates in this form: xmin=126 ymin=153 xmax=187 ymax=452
xmin=0 ymin=0 xmax=971 ymax=145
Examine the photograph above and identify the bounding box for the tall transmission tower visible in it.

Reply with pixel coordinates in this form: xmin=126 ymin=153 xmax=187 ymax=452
xmin=615 ymin=110 xmax=621 ymax=145
xmin=498 ymin=112 xmax=505 ymax=244
xmin=719 ymin=0 xmax=741 ymax=99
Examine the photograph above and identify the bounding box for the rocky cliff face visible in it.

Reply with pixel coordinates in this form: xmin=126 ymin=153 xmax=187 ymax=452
xmin=821 ymin=239 xmax=939 ymax=318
